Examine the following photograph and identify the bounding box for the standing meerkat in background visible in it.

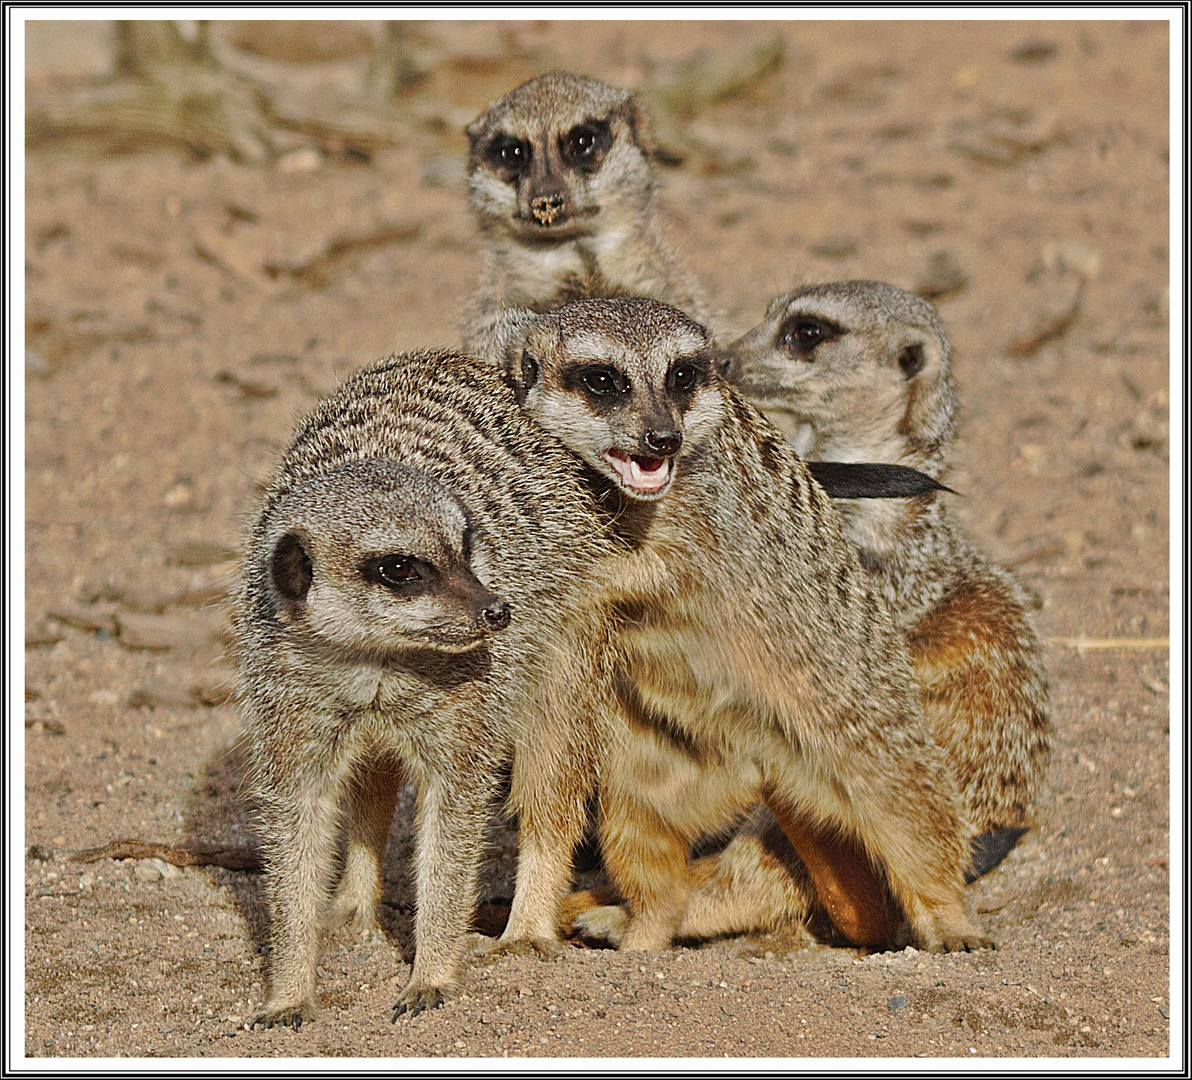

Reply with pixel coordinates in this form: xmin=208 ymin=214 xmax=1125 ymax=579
xmin=237 ymin=352 xmax=616 ymax=1027
xmin=461 ymin=71 xmax=711 ymax=355
xmin=626 ymin=282 xmax=1053 ymax=947
xmin=492 ymin=296 xmax=992 ymax=955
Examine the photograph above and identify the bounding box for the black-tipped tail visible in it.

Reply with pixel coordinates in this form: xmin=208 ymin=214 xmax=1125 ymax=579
xmin=966 ymin=826 xmax=1030 ymax=883
xmin=807 ymin=461 xmax=956 ymax=500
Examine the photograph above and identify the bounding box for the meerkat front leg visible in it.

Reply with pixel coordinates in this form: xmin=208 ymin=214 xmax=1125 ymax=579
xmin=328 ymin=756 xmax=401 ymax=936
xmin=500 ymin=642 xmax=604 ymax=949
xmin=598 ymin=772 xmax=694 ymax=951
xmin=251 ymin=767 xmax=346 ymax=1029
xmin=392 ymin=765 xmax=498 ymax=1019
xmin=500 ymin=747 xmax=590 ymax=950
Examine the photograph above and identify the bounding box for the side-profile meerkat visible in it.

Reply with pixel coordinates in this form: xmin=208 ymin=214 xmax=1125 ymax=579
xmin=491 ymin=296 xmax=992 ymax=955
xmin=612 ymin=282 xmax=1053 ymax=946
xmin=729 ymin=281 xmax=1052 ymax=840
xmin=461 ymin=71 xmax=711 ymax=355
xmin=237 ymin=352 xmax=617 ymax=1027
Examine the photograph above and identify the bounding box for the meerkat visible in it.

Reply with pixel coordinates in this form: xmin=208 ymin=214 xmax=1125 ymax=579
xmin=490 ymin=296 xmax=992 ymax=955
xmin=461 ymin=71 xmax=712 ymax=355
xmin=728 ymin=281 xmax=1052 ymax=838
xmin=594 ymin=282 xmax=1052 ymax=947
xmin=237 ymin=351 xmax=618 ymax=1027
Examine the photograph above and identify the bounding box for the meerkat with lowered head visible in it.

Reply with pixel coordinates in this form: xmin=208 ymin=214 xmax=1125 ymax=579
xmin=491 ymin=296 xmax=992 ymax=955
xmin=237 ymin=352 xmax=618 ymax=1027
xmin=462 ymin=71 xmax=711 ymax=355
xmin=602 ymin=282 xmax=1053 ymax=947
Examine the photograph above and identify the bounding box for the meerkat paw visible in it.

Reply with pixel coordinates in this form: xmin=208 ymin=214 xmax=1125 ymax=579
xmin=571 ymin=904 xmax=629 ymax=947
xmin=250 ymin=998 xmax=317 ymax=1030
xmin=391 ymin=982 xmax=453 ymax=1021
xmin=913 ymin=906 xmax=995 ymax=953
xmin=325 ymin=897 xmax=381 ymax=939
xmin=617 ymin=918 xmax=676 ymax=952
xmin=482 ymin=935 xmax=567 ymax=961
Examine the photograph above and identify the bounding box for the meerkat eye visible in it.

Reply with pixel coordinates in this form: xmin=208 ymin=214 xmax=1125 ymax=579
xmin=364 ymin=553 xmax=422 ymax=591
xmin=560 ymin=119 xmax=613 ymax=170
xmin=577 ymin=365 xmax=628 ymax=397
xmin=778 ymin=316 xmax=842 ymax=357
xmin=667 ymin=359 xmax=703 ymax=394
xmin=487 ymin=135 xmax=531 ymax=175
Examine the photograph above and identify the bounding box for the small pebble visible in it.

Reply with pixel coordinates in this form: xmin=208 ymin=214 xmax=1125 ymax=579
xmin=888 ymin=995 xmax=908 ymax=1011
xmin=277 ymin=147 xmax=322 ymax=174
xmin=163 ymin=482 xmax=193 ymax=509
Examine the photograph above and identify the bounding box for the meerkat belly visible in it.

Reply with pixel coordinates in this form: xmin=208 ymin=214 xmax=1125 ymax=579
xmin=617 ymin=620 xmax=787 ymax=766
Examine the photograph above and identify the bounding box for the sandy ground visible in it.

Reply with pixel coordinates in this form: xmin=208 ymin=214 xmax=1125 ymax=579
xmin=20 ymin=18 xmax=1174 ymax=1061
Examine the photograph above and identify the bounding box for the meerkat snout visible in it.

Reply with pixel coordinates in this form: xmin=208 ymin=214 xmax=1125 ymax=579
xmin=531 ymin=192 xmax=566 ymax=225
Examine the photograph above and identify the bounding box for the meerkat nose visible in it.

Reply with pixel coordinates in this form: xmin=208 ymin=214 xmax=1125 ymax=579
xmin=479 ymin=599 xmax=512 ymax=631
xmin=531 ymin=193 xmax=567 ymax=224
xmin=644 ymin=429 xmax=682 ymax=456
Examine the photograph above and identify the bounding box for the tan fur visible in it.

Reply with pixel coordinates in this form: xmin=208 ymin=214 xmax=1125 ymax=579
xmin=236 ymin=353 xmax=619 ymax=1026
xmin=461 ymin=71 xmax=711 ymax=356
xmin=497 ymin=297 xmax=991 ymax=955
xmin=620 ymin=281 xmax=1053 ymax=943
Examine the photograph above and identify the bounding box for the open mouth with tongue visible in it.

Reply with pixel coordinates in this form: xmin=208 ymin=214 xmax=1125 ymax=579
xmin=601 ymin=448 xmax=673 ymax=497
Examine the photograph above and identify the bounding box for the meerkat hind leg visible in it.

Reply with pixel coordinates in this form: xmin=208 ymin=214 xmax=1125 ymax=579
xmin=765 ymin=798 xmax=897 ymax=948
xmin=676 ymin=812 xmax=820 ymax=942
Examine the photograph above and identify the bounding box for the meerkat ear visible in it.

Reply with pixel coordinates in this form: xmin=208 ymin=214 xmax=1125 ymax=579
xmin=501 ymin=350 xmax=539 ymax=406
xmin=520 ymin=351 xmax=539 ymax=392
xmin=898 ymin=342 xmax=925 ymax=379
xmin=617 ymin=94 xmax=673 ymax=165
xmin=271 ymin=531 xmax=313 ymax=602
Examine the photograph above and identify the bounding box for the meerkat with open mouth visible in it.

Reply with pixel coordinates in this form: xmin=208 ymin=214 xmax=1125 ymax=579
xmin=490 ymin=297 xmax=991 ymax=956
xmin=610 ymin=282 xmax=1053 ymax=946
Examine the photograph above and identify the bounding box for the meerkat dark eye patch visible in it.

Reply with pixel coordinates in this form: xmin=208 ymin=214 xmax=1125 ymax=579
xmin=898 ymin=342 xmax=925 ymax=379
xmin=361 ymin=553 xmax=426 ymax=592
xmin=666 ymin=353 xmax=711 ymax=396
xmin=486 ymin=134 xmax=532 ymax=177
xmin=560 ymin=118 xmax=613 ymax=170
xmin=567 ymin=364 xmax=630 ymax=401
xmin=271 ymin=532 xmax=313 ymax=602
xmin=777 ymin=315 xmax=845 ymax=358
